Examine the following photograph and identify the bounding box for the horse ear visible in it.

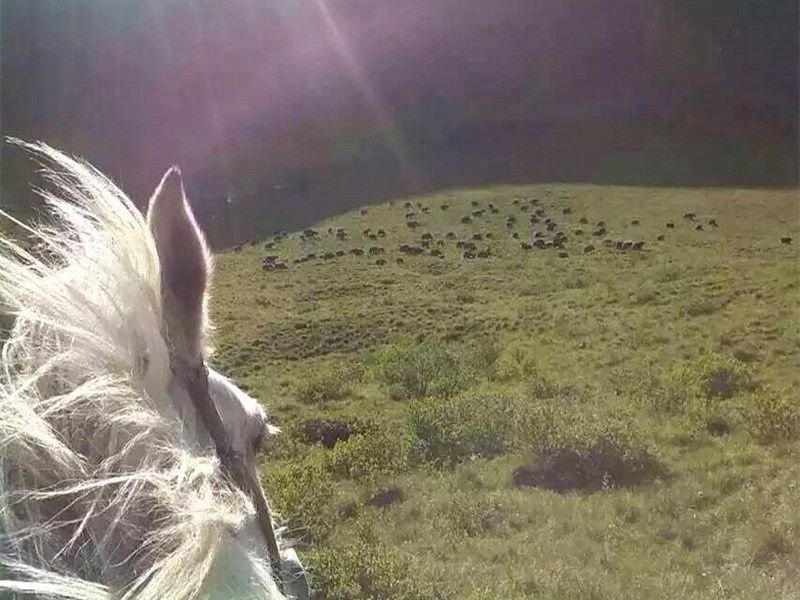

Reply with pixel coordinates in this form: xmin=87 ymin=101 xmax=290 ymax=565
xmin=146 ymin=166 xmax=212 ymax=363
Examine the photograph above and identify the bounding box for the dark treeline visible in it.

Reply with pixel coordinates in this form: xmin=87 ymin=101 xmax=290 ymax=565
xmin=2 ymin=0 xmax=797 ymax=248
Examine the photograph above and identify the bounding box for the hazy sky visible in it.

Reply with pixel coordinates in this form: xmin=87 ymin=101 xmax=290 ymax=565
xmin=2 ymin=0 xmax=797 ymax=202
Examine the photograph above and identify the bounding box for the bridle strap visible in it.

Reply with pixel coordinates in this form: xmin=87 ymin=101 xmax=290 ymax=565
xmin=177 ymin=359 xmax=285 ymax=590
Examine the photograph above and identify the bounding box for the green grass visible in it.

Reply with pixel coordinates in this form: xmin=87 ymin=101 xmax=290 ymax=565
xmin=208 ymin=182 xmax=799 ymax=599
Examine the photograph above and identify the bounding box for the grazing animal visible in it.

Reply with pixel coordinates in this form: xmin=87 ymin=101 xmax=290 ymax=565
xmin=398 ymin=244 xmax=424 ymax=255
xmin=781 ymin=236 xmax=793 ymax=244
xmin=0 ymin=140 xmax=308 ymax=600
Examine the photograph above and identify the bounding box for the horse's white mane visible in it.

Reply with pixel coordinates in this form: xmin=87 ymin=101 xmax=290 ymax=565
xmin=0 ymin=140 xmax=287 ymax=599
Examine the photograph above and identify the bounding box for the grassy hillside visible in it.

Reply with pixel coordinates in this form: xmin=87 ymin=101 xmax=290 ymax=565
xmin=208 ymin=183 xmax=799 ymax=600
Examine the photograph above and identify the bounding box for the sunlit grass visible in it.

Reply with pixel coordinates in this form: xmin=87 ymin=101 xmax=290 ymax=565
xmin=211 ymin=182 xmax=798 ymax=599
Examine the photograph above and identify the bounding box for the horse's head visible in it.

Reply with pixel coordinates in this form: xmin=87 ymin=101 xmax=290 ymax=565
xmin=0 ymin=141 xmax=308 ymax=600
xmin=146 ymin=166 xmax=308 ymax=598
xmin=146 ymin=166 xmax=270 ymax=488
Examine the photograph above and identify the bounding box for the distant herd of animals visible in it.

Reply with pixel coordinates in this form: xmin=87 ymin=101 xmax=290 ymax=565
xmin=246 ymin=196 xmax=795 ymax=272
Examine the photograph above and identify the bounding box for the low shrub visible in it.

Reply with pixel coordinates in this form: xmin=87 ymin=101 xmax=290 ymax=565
xmin=439 ymin=491 xmax=506 ymax=537
xmin=680 ymin=352 xmax=753 ymax=400
xmin=326 ymin=426 xmax=409 ymax=481
xmin=406 ymin=392 xmax=522 ymax=467
xmin=372 ymin=338 xmax=473 ymax=400
xmin=260 ymin=454 xmax=337 ymax=544
xmin=493 ymin=344 xmax=538 ymax=381
xmin=305 ymin=537 xmax=430 ymax=600
xmin=748 ymin=387 xmax=800 ymax=444
xmin=459 ymin=334 xmax=502 ymax=380
xmin=295 ymin=366 xmax=352 ymax=404
xmin=513 ymin=404 xmax=665 ymax=493
xmin=619 ymin=354 xmax=752 ymax=417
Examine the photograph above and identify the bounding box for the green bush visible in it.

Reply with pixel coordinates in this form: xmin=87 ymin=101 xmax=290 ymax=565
xmin=305 ymin=537 xmax=431 ymax=600
xmin=514 ymin=403 xmax=665 ymax=492
xmin=372 ymin=338 xmax=473 ymax=400
xmin=406 ymin=392 xmax=522 ymax=467
xmin=493 ymin=344 xmax=538 ymax=382
xmin=680 ymin=352 xmax=753 ymax=400
xmin=326 ymin=427 xmax=409 ymax=481
xmin=618 ymin=354 xmax=752 ymax=417
xmin=611 ymin=362 xmax=688 ymax=415
xmin=439 ymin=491 xmax=506 ymax=537
xmin=295 ymin=367 xmax=351 ymax=404
xmin=262 ymin=426 xmax=314 ymax=461
xmin=524 ymin=400 xmax=648 ymax=454
xmin=748 ymin=387 xmax=800 ymax=444
xmin=260 ymin=454 xmax=337 ymax=544
xmin=459 ymin=334 xmax=502 ymax=380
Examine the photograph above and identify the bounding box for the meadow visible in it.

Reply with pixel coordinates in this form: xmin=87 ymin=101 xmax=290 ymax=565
xmin=208 ymin=182 xmax=799 ymax=600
